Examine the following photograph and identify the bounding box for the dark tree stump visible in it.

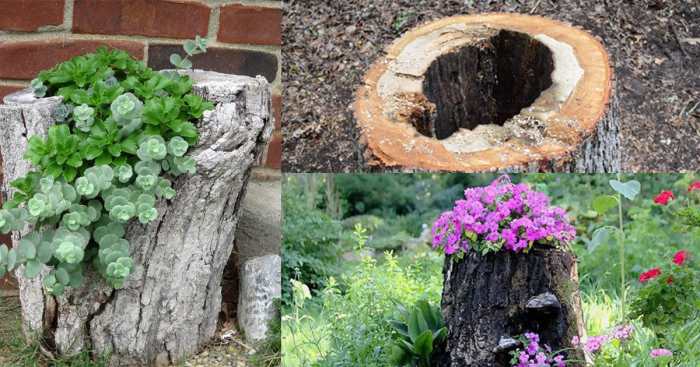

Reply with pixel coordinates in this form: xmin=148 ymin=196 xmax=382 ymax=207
xmin=436 ymin=249 xmax=586 ymax=366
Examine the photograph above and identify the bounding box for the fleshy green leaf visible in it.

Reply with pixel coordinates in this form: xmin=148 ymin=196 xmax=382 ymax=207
xmin=609 ymin=180 xmax=641 ymax=200
xmin=592 ymin=195 xmax=618 ymax=215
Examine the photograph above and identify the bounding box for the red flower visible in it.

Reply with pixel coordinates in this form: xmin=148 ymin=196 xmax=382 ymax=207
xmin=653 ymin=191 xmax=674 ymax=205
xmin=666 ymin=276 xmax=673 ymax=285
xmin=689 ymin=181 xmax=700 ymax=192
xmin=639 ymin=267 xmax=662 ymax=283
xmin=673 ymin=250 xmax=689 ymax=266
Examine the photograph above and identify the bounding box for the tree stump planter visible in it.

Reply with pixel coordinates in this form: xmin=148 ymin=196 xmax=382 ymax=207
xmin=436 ymin=249 xmax=586 ymax=366
xmin=354 ymin=13 xmax=618 ymax=172
xmin=0 ymin=71 xmax=273 ymax=366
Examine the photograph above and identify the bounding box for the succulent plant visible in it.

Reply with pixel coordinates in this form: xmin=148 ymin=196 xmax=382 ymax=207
xmin=30 ymin=78 xmax=47 ymax=98
xmin=137 ymin=135 xmax=168 ymax=161
xmin=116 ymin=164 xmax=134 ymax=183
xmin=52 ymin=103 xmax=73 ymax=123
xmin=111 ymin=92 xmax=143 ymax=125
xmin=168 ymin=136 xmax=189 ymax=157
xmin=73 ymin=103 xmax=95 ymax=132
xmin=3 ymin=45 xmax=208 ymax=295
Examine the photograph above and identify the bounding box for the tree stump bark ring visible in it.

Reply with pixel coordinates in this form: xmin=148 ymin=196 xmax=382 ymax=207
xmin=353 ymin=13 xmax=618 ymax=172
xmin=0 ymin=70 xmax=273 ymax=366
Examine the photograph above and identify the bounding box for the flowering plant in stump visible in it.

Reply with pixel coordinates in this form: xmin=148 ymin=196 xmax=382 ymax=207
xmin=431 ymin=175 xmax=576 ymax=257
xmin=432 ymin=176 xmax=584 ymax=366
xmin=0 ymin=40 xmax=213 ymax=295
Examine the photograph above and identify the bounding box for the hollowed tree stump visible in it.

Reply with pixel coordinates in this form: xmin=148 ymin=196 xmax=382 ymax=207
xmin=436 ymin=249 xmax=586 ymax=366
xmin=354 ymin=14 xmax=618 ymax=172
xmin=0 ymin=71 xmax=273 ymax=366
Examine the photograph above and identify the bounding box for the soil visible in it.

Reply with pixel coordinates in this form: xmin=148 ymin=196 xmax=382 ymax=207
xmin=282 ymin=0 xmax=700 ymax=172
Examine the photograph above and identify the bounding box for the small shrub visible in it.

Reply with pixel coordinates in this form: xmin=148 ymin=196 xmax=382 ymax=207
xmin=388 ymin=300 xmax=446 ymax=367
xmin=629 ymin=250 xmax=699 ymax=329
xmin=282 ymin=187 xmax=342 ymax=306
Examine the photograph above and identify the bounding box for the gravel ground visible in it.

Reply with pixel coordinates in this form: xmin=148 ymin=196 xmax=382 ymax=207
xmin=283 ymin=0 xmax=700 ymax=172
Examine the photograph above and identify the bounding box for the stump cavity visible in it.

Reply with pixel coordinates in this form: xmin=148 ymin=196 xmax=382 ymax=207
xmin=355 ymin=14 xmax=618 ymax=172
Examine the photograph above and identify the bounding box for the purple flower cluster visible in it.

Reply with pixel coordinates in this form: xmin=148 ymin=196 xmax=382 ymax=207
xmin=650 ymin=348 xmax=673 ymax=358
xmin=432 ymin=176 xmax=576 ymax=256
xmin=571 ymin=324 xmax=634 ymax=354
xmin=512 ymin=332 xmax=566 ymax=367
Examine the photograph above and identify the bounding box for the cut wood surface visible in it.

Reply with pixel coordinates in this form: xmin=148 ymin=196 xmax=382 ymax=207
xmin=0 ymin=70 xmax=273 ymax=366
xmin=436 ymin=249 xmax=586 ymax=366
xmin=354 ymin=13 xmax=618 ymax=172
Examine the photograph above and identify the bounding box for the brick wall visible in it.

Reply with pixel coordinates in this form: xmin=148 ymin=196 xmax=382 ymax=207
xmin=0 ymin=0 xmax=282 ymax=168
xmin=0 ymin=0 xmax=281 ymax=289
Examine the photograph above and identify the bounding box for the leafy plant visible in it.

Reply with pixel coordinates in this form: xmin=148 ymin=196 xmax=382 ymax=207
xmin=388 ymin=300 xmax=446 ymax=367
xmin=170 ymin=35 xmax=207 ymax=70
xmin=629 ymin=250 xmax=699 ymax=330
xmin=0 ymin=42 xmax=213 ymax=295
xmin=589 ymin=175 xmax=641 ymax=319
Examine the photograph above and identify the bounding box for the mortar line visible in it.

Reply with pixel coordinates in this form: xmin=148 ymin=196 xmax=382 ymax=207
xmin=63 ymin=0 xmax=75 ymax=31
xmin=0 ymin=32 xmax=280 ymax=54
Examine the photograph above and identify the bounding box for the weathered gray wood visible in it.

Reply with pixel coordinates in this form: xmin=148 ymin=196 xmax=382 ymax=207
xmin=436 ymin=249 xmax=586 ymax=366
xmin=0 ymin=70 xmax=273 ymax=366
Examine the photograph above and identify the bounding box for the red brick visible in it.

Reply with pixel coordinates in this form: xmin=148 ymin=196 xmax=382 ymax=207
xmin=265 ymin=132 xmax=281 ymax=169
xmin=0 ymin=0 xmax=64 ymax=32
xmin=0 ymin=39 xmax=144 ymax=80
xmin=148 ymin=44 xmax=278 ymax=83
xmin=73 ymin=0 xmax=210 ymax=39
xmin=218 ymin=4 xmax=281 ymax=46
xmin=0 ymin=86 xmax=24 ymax=101
xmin=272 ymin=94 xmax=281 ymax=130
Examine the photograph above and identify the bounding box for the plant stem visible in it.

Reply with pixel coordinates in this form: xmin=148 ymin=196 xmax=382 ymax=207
xmin=617 ymin=173 xmax=626 ymax=321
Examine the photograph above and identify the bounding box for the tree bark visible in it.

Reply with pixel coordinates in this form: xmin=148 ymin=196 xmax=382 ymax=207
xmin=436 ymin=248 xmax=586 ymax=367
xmin=0 ymin=70 xmax=273 ymax=366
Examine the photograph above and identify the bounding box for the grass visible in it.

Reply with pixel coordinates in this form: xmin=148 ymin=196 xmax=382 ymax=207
xmin=0 ymin=292 xmax=109 ymax=367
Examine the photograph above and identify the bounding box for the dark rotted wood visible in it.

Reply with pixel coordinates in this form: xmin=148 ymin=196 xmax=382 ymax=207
xmin=436 ymin=249 xmax=586 ymax=366
xmin=420 ymin=30 xmax=554 ymax=140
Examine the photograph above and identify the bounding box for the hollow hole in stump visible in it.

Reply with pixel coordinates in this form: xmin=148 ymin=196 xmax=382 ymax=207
xmin=419 ymin=30 xmax=555 ymax=139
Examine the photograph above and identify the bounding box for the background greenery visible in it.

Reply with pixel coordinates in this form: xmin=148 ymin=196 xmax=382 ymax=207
xmin=282 ymin=173 xmax=700 ymax=367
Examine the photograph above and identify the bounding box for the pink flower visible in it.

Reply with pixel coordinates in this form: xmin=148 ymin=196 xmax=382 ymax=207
xmin=583 ymin=335 xmax=608 ymax=353
xmin=688 ymin=181 xmax=700 ymax=192
xmin=650 ymin=348 xmax=673 ymax=358
xmin=653 ymin=191 xmax=674 ymax=205
xmin=673 ymin=250 xmax=689 ymax=266
xmin=571 ymin=336 xmax=580 ymax=346
xmin=639 ymin=267 xmax=662 ymax=283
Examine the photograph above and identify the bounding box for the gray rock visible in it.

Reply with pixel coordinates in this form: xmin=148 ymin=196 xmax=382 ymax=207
xmin=234 ymin=179 xmax=281 ymax=262
xmin=238 ymin=254 xmax=281 ymax=342
xmin=493 ymin=336 xmax=521 ymax=353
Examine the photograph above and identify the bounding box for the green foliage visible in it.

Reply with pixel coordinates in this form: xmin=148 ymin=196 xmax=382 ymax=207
xmin=282 ymin=184 xmax=342 ymax=306
xmin=282 ymin=250 xmax=444 ymax=367
xmin=388 ymin=300 xmax=446 ymax=367
xmin=0 ymin=46 xmax=213 ymax=295
xmin=629 ymin=255 xmax=699 ymax=330
xmin=170 ymin=35 xmax=208 ymax=70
